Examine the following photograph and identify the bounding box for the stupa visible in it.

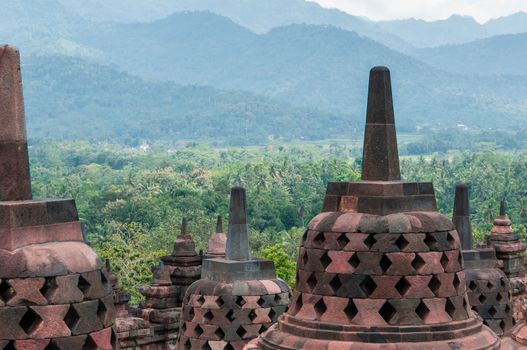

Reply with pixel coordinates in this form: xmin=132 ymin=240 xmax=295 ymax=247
xmin=487 ymin=202 xmax=525 ymax=279
xmin=247 ymin=67 xmax=500 ymax=349
xmin=205 ymin=215 xmax=227 ymax=259
xmin=0 ymin=45 xmax=116 ymax=348
xmin=453 ymin=184 xmax=514 ymax=337
xmin=176 ymin=187 xmax=291 ymax=350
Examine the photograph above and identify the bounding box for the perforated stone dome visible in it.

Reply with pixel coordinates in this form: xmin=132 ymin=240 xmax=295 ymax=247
xmin=246 ymin=67 xmax=500 ymax=350
xmin=0 ymin=45 xmax=116 ymax=349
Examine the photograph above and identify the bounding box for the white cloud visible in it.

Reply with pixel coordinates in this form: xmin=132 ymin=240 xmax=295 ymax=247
xmin=309 ymin=0 xmax=527 ymax=23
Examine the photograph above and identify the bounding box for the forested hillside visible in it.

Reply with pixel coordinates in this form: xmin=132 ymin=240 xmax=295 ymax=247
xmin=23 ymin=55 xmax=346 ymax=145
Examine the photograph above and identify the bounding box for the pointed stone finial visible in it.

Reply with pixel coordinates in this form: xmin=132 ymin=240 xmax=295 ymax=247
xmin=216 ymin=215 xmax=223 ymax=233
xmin=0 ymin=45 xmax=32 ymax=200
xmin=226 ymin=187 xmax=251 ymax=261
xmin=500 ymin=200 xmax=506 ymax=217
xmin=361 ymin=66 xmax=401 ymax=182
xmin=453 ymin=183 xmax=472 ymax=250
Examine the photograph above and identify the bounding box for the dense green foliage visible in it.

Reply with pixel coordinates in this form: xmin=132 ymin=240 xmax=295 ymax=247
xmin=29 ymin=142 xmax=527 ymax=302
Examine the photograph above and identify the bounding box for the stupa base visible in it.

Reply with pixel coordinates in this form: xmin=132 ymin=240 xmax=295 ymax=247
xmin=246 ymin=314 xmax=500 ymax=350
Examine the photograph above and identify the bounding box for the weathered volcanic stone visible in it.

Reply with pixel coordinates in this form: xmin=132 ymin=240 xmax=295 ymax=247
xmin=246 ymin=67 xmax=500 ymax=350
xmin=177 ymin=187 xmax=291 ymax=350
xmin=0 ymin=44 xmax=116 ymax=348
xmin=486 ymin=201 xmax=525 ymax=279
xmin=205 ymin=215 xmax=227 ymax=259
xmin=454 ymin=184 xmax=514 ymax=337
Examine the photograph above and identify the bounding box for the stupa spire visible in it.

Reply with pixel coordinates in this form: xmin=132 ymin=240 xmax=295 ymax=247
xmin=226 ymin=187 xmax=251 ymax=261
xmin=361 ymin=66 xmax=401 ymax=181
xmin=0 ymin=45 xmax=31 ymax=200
xmin=453 ymin=183 xmax=473 ymax=250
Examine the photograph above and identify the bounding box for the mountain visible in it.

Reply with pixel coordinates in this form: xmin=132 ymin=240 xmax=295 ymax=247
xmin=414 ymin=33 xmax=527 ymax=76
xmin=22 ymin=55 xmax=347 ymax=145
xmin=379 ymin=12 xmax=527 ymax=48
xmin=74 ymin=12 xmax=527 ymax=130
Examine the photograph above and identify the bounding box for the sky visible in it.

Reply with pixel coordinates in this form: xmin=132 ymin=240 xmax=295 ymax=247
xmin=310 ymin=0 xmax=527 ymax=23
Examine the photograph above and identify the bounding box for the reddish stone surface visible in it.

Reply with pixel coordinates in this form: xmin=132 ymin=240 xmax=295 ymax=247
xmin=247 ymin=67 xmax=500 ymax=350
xmin=0 ymin=44 xmax=116 ymax=347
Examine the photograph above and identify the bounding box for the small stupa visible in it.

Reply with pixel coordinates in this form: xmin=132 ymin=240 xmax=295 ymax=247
xmin=247 ymin=67 xmax=500 ymax=349
xmin=176 ymin=187 xmax=291 ymax=350
xmin=205 ymin=215 xmax=227 ymax=259
xmin=0 ymin=44 xmax=116 ymax=349
xmin=453 ymin=184 xmax=514 ymax=337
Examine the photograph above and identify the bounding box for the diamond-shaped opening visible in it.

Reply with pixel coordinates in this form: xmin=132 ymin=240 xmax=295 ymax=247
xmin=478 ymin=294 xmax=487 ymax=304
xmin=416 ymin=301 xmax=430 ymax=321
xmin=424 ymin=234 xmax=438 ymax=249
xmin=100 ymin=271 xmax=109 ymax=287
xmin=194 ymin=324 xmax=204 ymax=337
xmin=364 ymin=235 xmax=377 ymax=249
xmin=236 ymin=296 xmax=246 ymax=307
xmin=293 ymin=294 xmax=303 ymax=314
xmin=379 ymin=301 xmax=396 ymax=323
xmin=395 ymin=277 xmax=411 ymax=296
xmin=488 ymin=306 xmax=498 ymax=317
xmin=314 ymin=232 xmax=325 ymax=245
xmin=40 ymin=277 xmax=57 ymax=299
xmin=458 ymin=252 xmax=463 ymax=266
xmin=395 ymin=235 xmax=409 ymax=250
xmin=184 ymin=339 xmax=192 ymax=350
xmin=269 ymin=308 xmax=277 ymax=321
xmin=274 ymin=294 xmax=281 ymax=304
xmin=496 ymin=293 xmax=504 ymax=303
xmin=301 ymin=231 xmax=308 ymax=244
xmin=4 ymin=342 xmax=15 ymax=350
xmin=204 ymin=310 xmax=214 ymax=322
xmin=248 ymin=309 xmax=257 ymax=322
xmin=225 ymin=344 xmax=234 ymax=350
xmin=411 ymin=255 xmax=425 ymax=272
xmin=360 ymin=276 xmax=377 ymax=296
xmin=202 ymin=342 xmax=212 ymax=350
xmin=501 ymin=278 xmax=507 ymax=289
xmin=505 ymin=305 xmax=511 ymax=314
xmin=259 ymin=324 xmax=268 ymax=333
xmin=216 ymin=296 xmax=225 ymax=307
xmin=82 ymin=336 xmax=98 ymax=350
xmin=487 ymin=281 xmax=494 ymax=290
xmin=215 ymin=327 xmax=225 ymax=339
xmin=348 ymin=253 xmax=360 ymax=269
xmin=468 ymin=281 xmax=478 ymax=291
xmin=19 ymin=308 xmax=42 ymax=335
xmin=500 ymin=320 xmax=506 ymax=331
xmin=236 ymin=326 xmax=247 ymax=339
xmin=64 ymin=305 xmax=80 ymax=330
xmin=320 ymin=252 xmax=332 ymax=269
xmin=453 ymin=274 xmax=461 ymax=290
xmin=307 ymin=274 xmax=318 ymax=291
xmin=440 ymin=253 xmax=449 ymax=270
xmin=337 ymin=234 xmax=350 ymax=248
xmin=197 ymin=296 xmax=206 ymax=306
xmin=302 ymin=251 xmax=309 ymax=266
xmin=77 ymin=275 xmax=90 ymax=294
xmin=0 ymin=280 xmax=15 ymax=303
xmin=344 ymin=300 xmax=358 ymax=321
xmin=329 ymin=275 xmax=342 ymax=293
xmin=225 ymin=309 xmax=235 ymax=322
xmin=189 ymin=307 xmax=195 ymax=320
xmin=182 ymin=323 xmax=187 ymax=332
xmin=44 ymin=342 xmax=61 ymax=350
xmin=380 ymin=255 xmax=392 ymax=273
xmin=314 ymin=298 xmax=327 ymax=317
xmin=428 ymin=276 xmax=441 ymax=294
xmin=257 ymin=297 xmax=266 ymax=307
xmin=97 ymin=299 xmax=107 ymax=322
xmin=445 ymin=299 xmax=456 ymax=318
xmin=446 ymin=232 xmax=456 ymax=248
